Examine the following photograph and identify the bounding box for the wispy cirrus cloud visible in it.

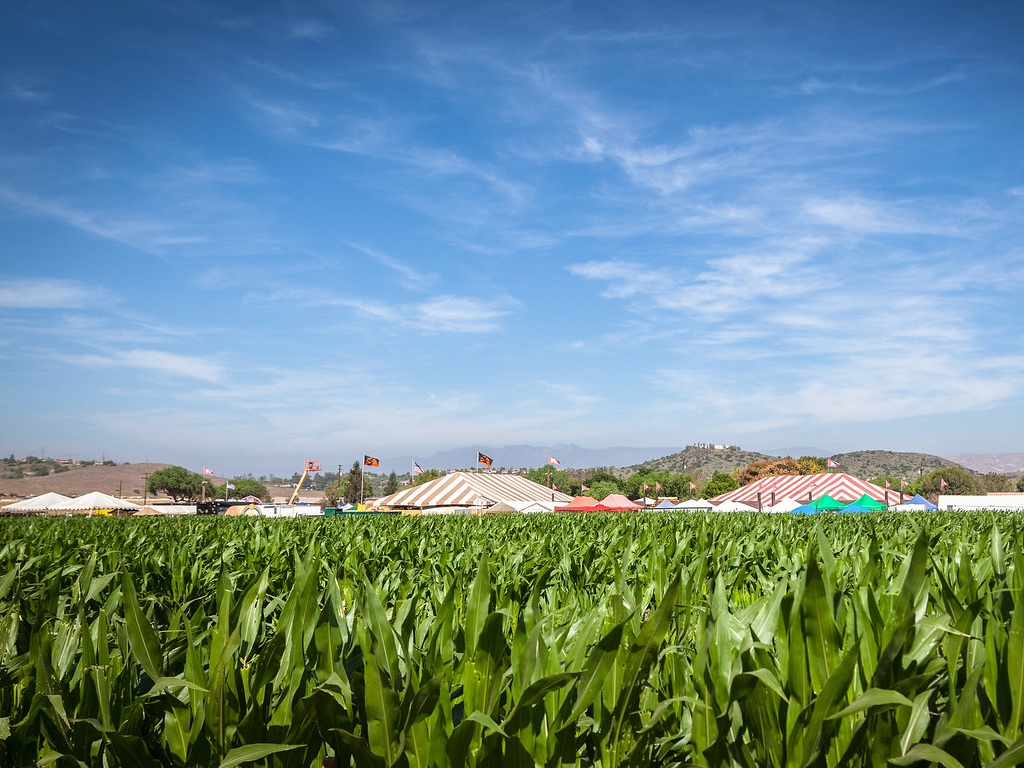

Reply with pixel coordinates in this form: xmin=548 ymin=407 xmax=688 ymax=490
xmin=0 ymin=277 xmax=119 ymax=309
xmin=290 ymin=19 xmax=334 ymax=40
xmin=345 ymin=242 xmax=437 ymax=288
xmin=55 ymin=349 xmax=225 ymax=383
xmin=266 ymin=287 xmax=515 ymax=333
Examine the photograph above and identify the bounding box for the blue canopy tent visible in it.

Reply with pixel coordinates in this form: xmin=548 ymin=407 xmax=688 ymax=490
xmin=895 ymin=494 xmax=938 ymax=511
xmin=790 ymin=504 xmax=820 ymax=515
xmin=838 ymin=503 xmax=872 ymax=514
xmin=654 ymin=499 xmax=679 ymax=509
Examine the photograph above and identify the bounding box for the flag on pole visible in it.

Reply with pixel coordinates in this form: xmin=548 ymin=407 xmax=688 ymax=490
xmin=203 ymin=467 xmax=214 ymax=475
xmin=552 ymin=484 xmax=559 ymax=491
xmin=655 ymin=482 xmax=663 ymax=491
xmin=226 ymin=481 xmax=236 ymax=490
xmin=884 ymin=480 xmax=892 ymax=489
xmin=827 ymin=458 xmax=840 ymax=468
xmin=547 ymin=455 xmax=560 ymax=465
xmin=689 ymin=482 xmax=697 ymax=490
xmin=941 ymin=478 xmax=948 ymax=488
xmin=364 ymin=456 xmax=379 ymax=468
xmin=581 ymin=484 xmax=590 ymax=492
xmin=478 ymin=452 xmax=493 ymax=468
xmin=643 ymin=483 xmax=651 ymax=491
xmin=413 ymin=462 xmax=424 ymax=476
xmin=900 ymin=478 xmax=906 ymax=489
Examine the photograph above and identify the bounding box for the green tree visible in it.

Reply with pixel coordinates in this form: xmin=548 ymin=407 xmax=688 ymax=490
xmin=585 ymin=480 xmax=620 ymax=501
xmin=147 ymin=466 xmax=202 ymax=502
xmin=918 ymin=467 xmax=981 ymax=500
xmin=525 ymin=467 xmax=579 ymax=496
xmin=703 ymin=472 xmax=739 ymax=499
xmin=384 ymin=471 xmax=399 ymax=496
xmin=798 ymin=456 xmax=828 ymax=474
xmin=344 ymin=462 xmax=373 ymax=505
xmin=215 ymin=479 xmax=270 ymax=502
xmin=324 ymin=478 xmax=348 ymax=508
xmin=1017 ymin=476 xmax=1024 ymax=492
xmin=411 ymin=469 xmax=444 ymax=487
xmin=582 ymin=471 xmax=622 ymax=494
xmin=979 ymin=472 xmax=1014 ymax=494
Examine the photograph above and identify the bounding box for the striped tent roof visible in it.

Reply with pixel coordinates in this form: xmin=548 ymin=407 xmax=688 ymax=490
xmin=376 ymin=472 xmax=572 ymax=509
xmin=711 ymin=473 xmax=898 ymax=506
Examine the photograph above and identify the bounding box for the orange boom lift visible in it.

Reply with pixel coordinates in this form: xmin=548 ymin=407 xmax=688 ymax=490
xmin=288 ymin=460 xmax=322 ymax=505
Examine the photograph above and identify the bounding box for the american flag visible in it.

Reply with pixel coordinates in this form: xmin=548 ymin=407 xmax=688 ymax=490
xmin=226 ymin=482 xmax=235 ymax=490
xmin=413 ymin=462 xmax=424 ymax=476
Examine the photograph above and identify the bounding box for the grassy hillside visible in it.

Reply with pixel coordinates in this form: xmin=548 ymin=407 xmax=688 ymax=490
xmin=632 ymin=446 xmax=778 ymax=479
xmin=831 ymin=450 xmax=970 ymax=480
xmin=635 ymin=446 xmax=974 ymax=483
xmin=0 ymin=462 xmax=178 ymax=500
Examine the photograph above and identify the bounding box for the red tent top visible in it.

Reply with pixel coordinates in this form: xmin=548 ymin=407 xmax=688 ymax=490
xmin=557 ymin=495 xmax=601 ymax=511
xmin=595 ymin=493 xmax=644 ymax=511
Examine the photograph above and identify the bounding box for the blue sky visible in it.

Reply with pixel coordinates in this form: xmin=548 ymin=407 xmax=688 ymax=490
xmin=2 ymin=0 xmax=1023 ymax=475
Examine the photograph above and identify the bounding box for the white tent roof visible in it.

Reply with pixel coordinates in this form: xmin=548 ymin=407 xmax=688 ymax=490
xmin=2 ymin=492 xmax=72 ymax=511
xmin=486 ymin=500 xmax=557 ymax=514
xmin=376 ymin=471 xmax=572 ymax=509
xmin=714 ymin=500 xmax=759 ymax=512
xmin=51 ymin=492 xmax=142 ymax=512
xmin=764 ymin=497 xmax=802 ymax=514
xmin=676 ymin=498 xmax=715 ymax=510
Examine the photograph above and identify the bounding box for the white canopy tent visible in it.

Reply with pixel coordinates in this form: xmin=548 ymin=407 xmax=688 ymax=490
xmin=764 ymin=497 xmax=802 ymax=514
xmin=50 ymin=492 xmax=142 ymax=514
xmin=675 ymin=498 xmax=715 ymax=511
xmin=714 ymin=500 xmax=759 ymax=513
xmin=1 ymin=492 xmax=72 ymax=513
xmin=485 ymin=500 xmax=556 ymax=514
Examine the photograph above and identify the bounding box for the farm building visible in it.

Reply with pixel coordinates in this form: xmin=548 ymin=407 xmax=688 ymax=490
xmin=938 ymin=494 xmax=1024 ymax=511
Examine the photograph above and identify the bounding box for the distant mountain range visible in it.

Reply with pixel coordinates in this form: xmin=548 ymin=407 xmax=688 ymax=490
xmin=381 ymin=444 xmax=681 ymax=474
xmin=945 ymin=453 xmax=1024 ymax=475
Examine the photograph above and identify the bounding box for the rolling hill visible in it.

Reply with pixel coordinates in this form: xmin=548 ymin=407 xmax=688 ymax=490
xmin=636 ymin=446 xmax=973 ymax=482
xmin=0 ymin=463 xmax=219 ymax=501
xmin=633 ymin=446 xmax=778 ymax=478
xmin=830 ymin=450 xmax=971 ymax=481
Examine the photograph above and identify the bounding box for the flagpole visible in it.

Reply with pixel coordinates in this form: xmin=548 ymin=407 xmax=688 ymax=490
xmin=360 ymin=462 xmax=364 ymax=508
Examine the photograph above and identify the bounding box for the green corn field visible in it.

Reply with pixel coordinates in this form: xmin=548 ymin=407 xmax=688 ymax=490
xmin=1 ymin=512 xmax=1023 ymax=767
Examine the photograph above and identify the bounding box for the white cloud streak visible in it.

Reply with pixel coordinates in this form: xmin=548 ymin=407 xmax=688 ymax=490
xmin=0 ymin=277 xmax=119 ymax=309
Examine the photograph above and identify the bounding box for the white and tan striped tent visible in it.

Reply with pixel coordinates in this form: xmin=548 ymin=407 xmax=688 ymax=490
xmin=375 ymin=472 xmax=572 ymax=511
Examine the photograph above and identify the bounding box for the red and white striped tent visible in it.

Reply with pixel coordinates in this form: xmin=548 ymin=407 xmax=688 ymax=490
xmin=711 ymin=473 xmax=899 ymax=508
xmin=375 ymin=471 xmax=572 ymax=510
